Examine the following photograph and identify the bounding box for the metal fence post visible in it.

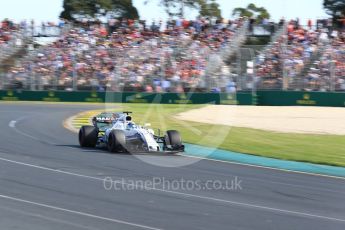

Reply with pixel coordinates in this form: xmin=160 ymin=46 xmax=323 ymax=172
xmin=236 ymin=50 xmax=242 ymax=91
xmin=0 ymin=63 xmax=4 ymax=90
xmin=330 ymin=60 xmax=336 ymax=92
xmin=282 ymin=37 xmax=289 ymax=91
xmin=30 ymin=64 xmax=35 ymax=91
xmin=282 ymin=61 xmax=288 ymax=90
xmin=249 ymin=49 xmax=257 ymax=105
xmin=72 ymin=51 xmax=77 ymax=91
xmin=0 ymin=71 xmax=3 ymax=90
xmin=55 ymin=70 xmax=58 ymax=91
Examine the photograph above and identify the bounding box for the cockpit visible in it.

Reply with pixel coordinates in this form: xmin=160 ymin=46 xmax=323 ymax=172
xmin=125 ymin=115 xmax=137 ymax=129
xmin=126 ymin=122 xmax=137 ymax=129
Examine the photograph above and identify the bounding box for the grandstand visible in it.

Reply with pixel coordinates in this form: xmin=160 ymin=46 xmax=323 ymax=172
xmin=0 ymin=17 xmax=344 ymax=93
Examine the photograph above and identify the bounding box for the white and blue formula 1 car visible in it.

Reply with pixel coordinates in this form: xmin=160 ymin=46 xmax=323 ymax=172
xmin=79 ymin=112 xmax=184 ymax=153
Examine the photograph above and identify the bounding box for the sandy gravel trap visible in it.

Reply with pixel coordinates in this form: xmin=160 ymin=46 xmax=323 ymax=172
xmin=175 ymin=105 xmax=345 ymax=135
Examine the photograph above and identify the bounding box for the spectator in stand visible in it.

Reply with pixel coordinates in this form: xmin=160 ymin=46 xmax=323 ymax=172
xmin=307 ymin=19 xmax=313 ymax=30
xmin=338 ymin=16 xmax=345 ymax=30
xmin=0 ymin=19 xmax=17 ymax=44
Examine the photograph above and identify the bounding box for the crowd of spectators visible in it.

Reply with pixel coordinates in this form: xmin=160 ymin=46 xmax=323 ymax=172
xmin=304 ymin=30 xmax=345 ymax=91
xmin=255 ymin=19 xmax=321 ymax=89
xmin=5 ymin=16 xmax=344 ymax=92
xmin=6 ymin=17 xmax=244 ymax=92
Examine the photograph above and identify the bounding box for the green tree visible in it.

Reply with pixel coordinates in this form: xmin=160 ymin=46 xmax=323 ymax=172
xmin=145 ymin=0 xmax=206 ymax=18
xmin=232 ymin=3 xmax=270 ymax=21
xmin=323 ymin=0 xmax=345 ymax=26
xmin=108 ymin=0 xmax=139 ymax=19
xmin=60 ymin=0 xmax=139 ymax=21
xmin=199 ymin=0 xmax=222 ymax=19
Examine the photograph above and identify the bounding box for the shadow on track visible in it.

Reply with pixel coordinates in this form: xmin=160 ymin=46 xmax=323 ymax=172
xmin=55 ymin=145 xmax=182 ymax=157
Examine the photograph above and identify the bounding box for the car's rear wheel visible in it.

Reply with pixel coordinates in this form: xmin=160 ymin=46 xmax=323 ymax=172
xmin=79 ymin=126 xmax=98 ymax=148
xmin=107 ymin=130 xmax=126 ymax=153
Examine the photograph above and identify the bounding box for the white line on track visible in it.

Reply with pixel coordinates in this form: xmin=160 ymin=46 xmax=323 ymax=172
xmin=0 ymin=194 xmax=161 ymax=230
xmin=8 ymin=116 xmax=28 ymax=129
xmin=8 ymin=120 xmax=16 ymax=128
xmin=0 ymin=205 xmax=99 ymax=230
xmin=179 ymin=154 xmax=345 ymax=180
xmin=8 ymin=117 xmax=57 ymax=145
xmin=0 ymin=156 xmax=344 ymax=224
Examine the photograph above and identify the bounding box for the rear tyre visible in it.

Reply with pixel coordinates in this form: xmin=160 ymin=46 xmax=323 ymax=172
xmin=107 ymin=130 xmax=126 ymax=153
xmin=165 ymin=130 xmax=183 ymax=150
xmin=79 ymin=126 xmax=98 ymax=148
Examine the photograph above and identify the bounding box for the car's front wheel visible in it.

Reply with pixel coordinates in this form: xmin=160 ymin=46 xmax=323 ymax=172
xmin=107 ymin=130 xmax=126 ymax=153
xmin=164 ymin=130 xmax=184 ymax=151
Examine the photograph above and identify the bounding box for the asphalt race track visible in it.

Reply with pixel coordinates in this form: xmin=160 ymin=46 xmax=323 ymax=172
xmin=0 ymin=102 xmax=345 ymax=230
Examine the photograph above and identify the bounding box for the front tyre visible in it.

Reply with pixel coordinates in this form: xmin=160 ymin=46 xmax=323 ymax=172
xmin=165 ymin=130 xmax=184 ymax=151
xmin=107 ymin=130 xmax=126 ymax=153
xmin=79 ymin=126 xmax=98 ymax=148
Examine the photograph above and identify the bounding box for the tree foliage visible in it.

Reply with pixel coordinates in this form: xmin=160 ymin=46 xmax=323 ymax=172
xmin=232 ymin=3 xmax=270 ymax=21
xmin=199 ymin=0 xmax=222 ymax=18
xmin=110 ymin=0 xmax=139 ymax=19
xmin=323 ymin=0 xmax=345 ymax=25
xmin=145 ymin=0 xmax=221 ymax=18
xmin=60 ymin=0 xmax=139 ymax=21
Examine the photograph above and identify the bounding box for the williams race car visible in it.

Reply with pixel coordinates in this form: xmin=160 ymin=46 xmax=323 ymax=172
xmin=79 ymin=112 xmax=184 ymax=153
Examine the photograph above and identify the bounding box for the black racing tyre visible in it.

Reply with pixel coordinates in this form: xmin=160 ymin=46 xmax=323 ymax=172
xmin=107 ymin=130 xmax=126 ymax=153
xmin=165 ymin=130 xmax=182 ymax=147
xmin=79 ymin=126 xmax=98 ymax=148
